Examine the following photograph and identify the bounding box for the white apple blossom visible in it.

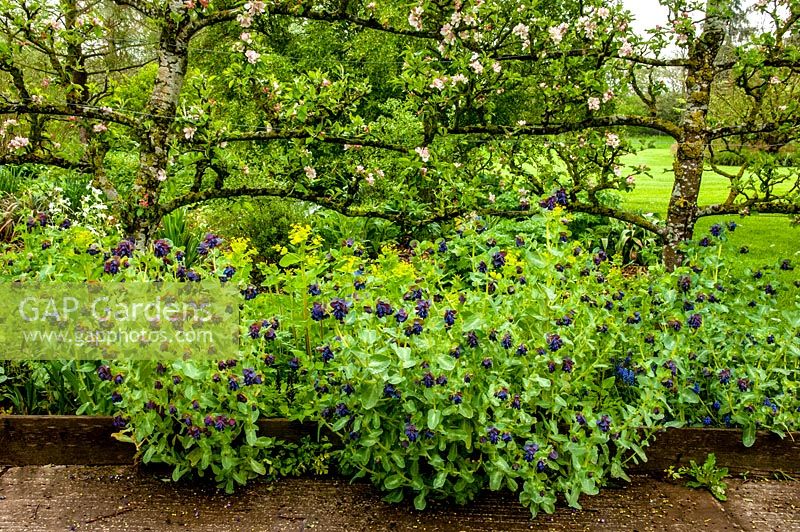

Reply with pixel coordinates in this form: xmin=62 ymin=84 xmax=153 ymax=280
xmin=588 ymin=97 xmax=601 ymax=111
xmin=237 ymin=14 xmax=252 ymax=27
xmin=549 ymin=23 xmax=568 ymax=44
xmin=408 ymin=6 xmax=423 ymax=31
xmin=415 ymin=146 xmax=430 ymax=162
xmin=605 ymin=132 xmax=620 ymax=148
xmin=245 ymin=1 xmax=266 ymax=15
xmin=512 ymin=22 xmax=530 ymax=50
xmin=619 ymin=39 xmax=633 ymax=57
xmin=245 ymin=50 xmax=260 ymax=64
xmin=7 ymin=136 xmax=28 ymax=150
xmin=157 ymin=168 xmax=167 ymax=181
xmin=304 ymin=166 xmax=317 ymax=180
xmin=440 ymin=23 xmax=456 ymax=45
xmin=602 ymin=90 xmax=614 ymax=103
xmin=93 ymin=123 xmax=108 ymax=133
xmin=469 ymin=53 xmax=483 ymax=74
xmin=183 ymin=126 xmax=197 ymax=140
xmin=240 ymin=32 xmax=252 ymax=43
xmin=431 ymin=77 xmax=446 ymax=90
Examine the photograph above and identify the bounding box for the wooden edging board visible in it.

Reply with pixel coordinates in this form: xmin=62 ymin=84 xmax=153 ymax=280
xmin=1 ymin=416 xmax=798 ymax=475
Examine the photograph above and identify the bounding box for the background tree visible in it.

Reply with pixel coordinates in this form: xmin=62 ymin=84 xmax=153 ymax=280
xmin=0 ymin=0 xmax=799 ymax=268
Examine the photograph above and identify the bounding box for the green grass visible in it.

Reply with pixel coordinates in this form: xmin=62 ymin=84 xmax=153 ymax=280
xmin=623 ymin=137 xmax=799 ymax=306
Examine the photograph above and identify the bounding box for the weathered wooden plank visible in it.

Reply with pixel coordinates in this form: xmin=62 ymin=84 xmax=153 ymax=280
xmin=3 ymin=466 xmax=779 ymax=531
xmin=628 ymin=427 xmax=800 ymax=476
xmin=0 ymin=416 xmax=134 ymax=466
xmin=1 ymin=416 xmax=798 ymax=476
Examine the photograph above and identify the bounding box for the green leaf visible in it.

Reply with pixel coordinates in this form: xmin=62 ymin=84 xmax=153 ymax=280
xmin=433 ymin=470 xmax=448 ymax=489
xmin=249 ymin=458 xmax=266 ymax=476
xmin=367 ymin=355 xmax=391 ymax=375
xmin=742 ymin=424 xmax=756 ymax=448
xmin=413 ymin=491 xmax=427 ymax=511
xmin=489 ymin=469 xmax=503 ymax=491
xmin=384 ymin=474 xmax=405 ymax=490
xmin=246 ymin=428 xmax=257 ymax=446
xmin=171 ymin=465 xmax=185 ymax=482
xmin=427 ymin=408 xmax=442 ymax=430
xmin=436 ymin=354 xmax=456 ymax=372
xmin=362 ymin=382 xmax=381 ymax=410
xmin=278 ymin=253 xmax=301 ymax=267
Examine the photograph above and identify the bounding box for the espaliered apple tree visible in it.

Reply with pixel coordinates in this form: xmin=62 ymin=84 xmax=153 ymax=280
xmin=1 ymin=0 xmax=799 ymax=268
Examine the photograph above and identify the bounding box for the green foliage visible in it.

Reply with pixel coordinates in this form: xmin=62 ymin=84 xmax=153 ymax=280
xmin=1 ymin=210 xmax=798 ymax=515
xmin=203 ymin=198 xmax=309 ymax=263
xmin=0 ymin=360 xmax=111 ymax=415
xmin=311 ymin=209 xmax=404 ymax=257
xmin=157 ymin=208 xmax=201 ymax=267
xmin=667 ymin=453 xmax=729 ymax=501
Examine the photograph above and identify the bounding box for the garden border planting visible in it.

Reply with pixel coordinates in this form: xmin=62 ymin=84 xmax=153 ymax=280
xmin=2 ymin=415 xmax=798 ymax=476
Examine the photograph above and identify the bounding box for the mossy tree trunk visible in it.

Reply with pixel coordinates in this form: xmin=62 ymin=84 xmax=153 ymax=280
xmin=663 ymin=1 xmax=725 ymax=270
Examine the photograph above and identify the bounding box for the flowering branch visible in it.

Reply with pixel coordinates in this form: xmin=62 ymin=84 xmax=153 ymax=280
xmin=0 ymin=152 xmax=91 ymax=172
xmin=0 ymin=103 xmax=139 ymax=130
xmin=219 ymin=129 xmax=409 ymax=153
xmin=452 ymin=116 xmax=683 ymax=141
xmin=183 ymin=3 xmax=438 ymax=40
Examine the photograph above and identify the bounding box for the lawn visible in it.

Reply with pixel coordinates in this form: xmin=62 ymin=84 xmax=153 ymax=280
xmin=622 ymin=136 xmax=799 ymax=305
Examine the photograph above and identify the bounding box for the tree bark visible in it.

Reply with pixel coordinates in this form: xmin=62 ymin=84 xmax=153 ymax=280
xmin=124 ymin=5 xmax=188 ymax=244
xmin=663 ymin=4 xmax=725 ymax=270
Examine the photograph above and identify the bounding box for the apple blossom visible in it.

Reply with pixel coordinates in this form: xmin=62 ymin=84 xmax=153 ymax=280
xmin=245 ymin=50 xmax=260 ymax=64
xmin=408 ymin=6 xmax=423 ymax=31
xmin=7 ymin=136 xmax=29 ymax=150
